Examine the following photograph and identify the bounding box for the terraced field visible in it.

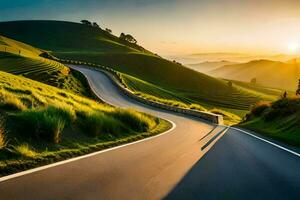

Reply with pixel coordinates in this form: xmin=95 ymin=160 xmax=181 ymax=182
xmin=0 ymin=35 xmax=92 ymax=97
xmin=0 ymin=52 xmax=68 ymax=85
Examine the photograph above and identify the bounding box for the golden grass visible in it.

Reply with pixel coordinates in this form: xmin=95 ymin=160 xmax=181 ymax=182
xmin=14 ymin=144 xmax=37 ymax=158
xmin=0 ymin=71 xmax=113 ymax=114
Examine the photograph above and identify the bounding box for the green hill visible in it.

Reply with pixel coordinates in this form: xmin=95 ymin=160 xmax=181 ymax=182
xmin=209 ymin=59 xmax=300 ymax=91
xmin=0 ymin=20 xmax=274 ymax=111
xmin=0 ymin=35 xmax=92 ymax=97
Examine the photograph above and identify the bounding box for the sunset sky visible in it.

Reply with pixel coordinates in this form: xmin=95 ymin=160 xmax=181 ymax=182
xmin=1 ymin=0 xmax=300 ymax=55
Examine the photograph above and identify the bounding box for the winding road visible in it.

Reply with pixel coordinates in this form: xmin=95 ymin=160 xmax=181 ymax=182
xmin=0 ymin=65 xmax=299 ymax=200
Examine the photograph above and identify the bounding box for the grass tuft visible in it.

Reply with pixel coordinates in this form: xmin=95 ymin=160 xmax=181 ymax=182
xmin=14 ymin=106 xmax=75 ymax=143
xmin=78 ymin=111 xmax=125 ymax=137
xmin=0 ymin=90 xmax=26 ymax=111
xmin=14 ymin=144 xmax=37 ymax=158
xmin=110 ymin=108 xmax=155 ymax=132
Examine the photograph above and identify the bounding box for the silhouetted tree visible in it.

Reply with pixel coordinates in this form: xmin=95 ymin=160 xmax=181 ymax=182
xmin=228 ymin=81 xmax=233 ymax=87
xmin=120 ymin=32 xmax=125 ymax=39
xmin=93 ymin=22 xmax=100 ymax=28
xmin=105 ymin=28 xmax=112 ymax=33
xmin=119 ymin=33 xmax=137 ymax=44
xmin=296 ymin=79 xmax=300 ymax=96
xmin=81 ymin=20 xmax=92 ymax=25
xmin=251 ymin=77 xmax=257 ymax=84
xmin=282 ymin=91 xmax=287 ymax=98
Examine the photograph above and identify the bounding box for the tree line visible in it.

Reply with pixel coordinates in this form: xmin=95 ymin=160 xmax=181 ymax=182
xmin=80 ymin=19 xmax=137 ymax=44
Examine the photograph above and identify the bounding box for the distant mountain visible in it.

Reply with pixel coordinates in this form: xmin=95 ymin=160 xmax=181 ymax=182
xmin=209 ymin=59 xmax=300 ymax=90
xmin=168 ymin=52 xmax=298 ymax=65
xmin=187 ymin=60 xmax=238 ymax=73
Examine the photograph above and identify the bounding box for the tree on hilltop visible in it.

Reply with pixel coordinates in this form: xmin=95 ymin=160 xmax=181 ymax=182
xmin=119 ymin=33 xmax=137 ymax=44
xmin=80 ymin=20 xmax=92 ymax=25
xmin=93 ymin=22 xmax=100 ymax=28
xmin=296 ymin=79 xmax=300 ymax=96
xmin=251 ymin=78 xmax=257 ymax=84
xmin=228 ymin=81 xmax=233 ymax=87
xmin=105 ymin=28 xmax=112 ymax=33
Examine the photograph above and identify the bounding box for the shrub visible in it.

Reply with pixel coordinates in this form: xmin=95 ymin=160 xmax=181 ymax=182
xmin=14 ymin=106 xmax=75 ymax=143
xmin=110 ymin=108 xmax=155 ymax=132
xmin=250 ymin=101 xmax=270 ymax=117
xmin=264 ymin=97 xmax=300 ymax=121
xmin=79 ymin=111 xmax=124 ymax=137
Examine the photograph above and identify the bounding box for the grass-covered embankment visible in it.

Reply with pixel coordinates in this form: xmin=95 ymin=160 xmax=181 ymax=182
xmin=0 ymin=71 xmax=170 ymax=176
xmin=239 ymin=97 xmax=300 ymax=147
xmin=0 ymin=35 xmax=93 ymax=97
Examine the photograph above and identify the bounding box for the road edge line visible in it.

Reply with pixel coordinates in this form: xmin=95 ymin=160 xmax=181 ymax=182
xmin=231 ymin=127 xmax=300 ymax=157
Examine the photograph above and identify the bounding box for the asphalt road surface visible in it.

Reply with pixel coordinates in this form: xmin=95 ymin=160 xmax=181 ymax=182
xmin=0 ymin=65 xmax=299 ymax=200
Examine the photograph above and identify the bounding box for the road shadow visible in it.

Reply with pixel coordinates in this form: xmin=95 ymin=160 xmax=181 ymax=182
xmin=164 ymin=130 xmax=300 ymax=200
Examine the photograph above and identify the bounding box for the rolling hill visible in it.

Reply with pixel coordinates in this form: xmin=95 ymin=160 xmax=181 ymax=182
xmin=0 ymin=35 xmax=92 ymax=97
xmin=187 ymin=60 xmax=237 ymax=74
xmin=0 ymin=20 xmax=277 ymax=111
xmin=209 ymin=59 xmax=300 ymax=91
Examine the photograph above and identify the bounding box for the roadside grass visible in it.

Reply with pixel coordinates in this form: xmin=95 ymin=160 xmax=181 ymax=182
xmin=0 ymin=71 xmax=171 ymax=176
xmin=14 ymin=144 xmax=37 ymax=158
xmin=239 ymin=97 xmax=300 ymax=147
xmin=209 ymin=108 xmax=241 ymax=125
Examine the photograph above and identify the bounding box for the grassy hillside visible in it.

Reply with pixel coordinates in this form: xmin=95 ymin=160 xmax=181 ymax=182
xmin=209 ymin=59 xmax=300 ymax=91
xmin=0 ymin=71 xmax=168 ymax=175
xmin=0 ymin=20 xmax=276 ymax=113
xmin=240 ymin=97 xmax=300 ymax=147
xmin=0 ymin=35 xmax=93 ymax=97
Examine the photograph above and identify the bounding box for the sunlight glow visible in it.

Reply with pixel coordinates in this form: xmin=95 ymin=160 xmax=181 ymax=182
xmin=287 ymin=42 xmax=299 ymax=53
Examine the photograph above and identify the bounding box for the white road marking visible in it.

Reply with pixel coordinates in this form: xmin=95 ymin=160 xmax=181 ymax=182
xmin=231 ymin=127 xmax=300 ymax=158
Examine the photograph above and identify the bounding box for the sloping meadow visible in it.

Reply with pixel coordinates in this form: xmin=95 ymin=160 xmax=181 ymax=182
xmin=0 ymin=71 xmax=168 ymax=175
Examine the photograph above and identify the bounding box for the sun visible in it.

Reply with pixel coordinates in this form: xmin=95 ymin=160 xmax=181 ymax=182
xmin=287 ymin=42 xmax=299 ymax=53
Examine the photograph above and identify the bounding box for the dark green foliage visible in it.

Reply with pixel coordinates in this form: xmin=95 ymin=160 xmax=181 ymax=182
xmin=241 ymin=97 xmax=300 ymax=147
xmin=250 ymin=102 xmax=270 ymax=117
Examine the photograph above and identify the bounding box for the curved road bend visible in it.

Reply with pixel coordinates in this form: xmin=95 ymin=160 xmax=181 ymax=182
xmin=0 ymin=65 xmax=299 ymax=200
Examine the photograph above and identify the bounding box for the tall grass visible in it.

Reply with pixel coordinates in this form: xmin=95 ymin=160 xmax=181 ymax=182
xmin=0 ymin=90 xmax=26 ymax=111
xmin=78 ymin=111 xmax=125 ymax=137
xmin=14 ymin=106 xmax=75 ymax=143
xmin=0 ymin=119 xmax=5 ymax=149
xmin=110 ymin=108 xmax=155 ymax=132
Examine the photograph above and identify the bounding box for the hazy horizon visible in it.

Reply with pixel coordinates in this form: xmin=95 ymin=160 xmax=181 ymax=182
xmin=1 ymin=0 xmax=300 ymax=56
